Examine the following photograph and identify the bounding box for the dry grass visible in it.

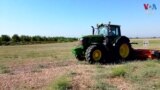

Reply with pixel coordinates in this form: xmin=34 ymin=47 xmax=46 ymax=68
xmin=0 ymin=42 xmax=76 ymax=65
xmin=130 ymin=38 xmax=160 ymax=49
xmin=0 ymin=39 xmax=160 ymax=90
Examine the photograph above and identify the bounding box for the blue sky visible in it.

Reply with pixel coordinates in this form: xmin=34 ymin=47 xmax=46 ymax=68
xmin=0 ymin=0 xmax=160 ymax=37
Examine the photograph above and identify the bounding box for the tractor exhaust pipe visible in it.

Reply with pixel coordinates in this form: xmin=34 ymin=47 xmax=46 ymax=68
xmin=91 ymin=26 xmax=95 ymax=35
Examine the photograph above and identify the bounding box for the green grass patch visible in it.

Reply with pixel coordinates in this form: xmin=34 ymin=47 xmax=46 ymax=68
xmin=0 ymin=65 xmax=10 ymax=74
xmin=94 ymin=80 xmax=117 ymax=90
xmin=94 ymin=60 xmax=160 ymax=90
xmin=47 ymin=75 xmax=72 ymax=90
xmin=122 ymin=60 xmax=160 ymax=89
xmin=93 ymin=64 xmax=117 ymax=90
xmin=111 ymin=66 xmax=127 ymax=77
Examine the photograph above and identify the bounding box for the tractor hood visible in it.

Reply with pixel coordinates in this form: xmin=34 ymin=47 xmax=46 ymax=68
xmin=81 ymin=35 xmax=104 ymax=48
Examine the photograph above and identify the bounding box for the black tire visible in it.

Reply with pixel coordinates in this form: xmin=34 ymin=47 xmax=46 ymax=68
xmin=115 ymin=39 xmax=132 ymax=61
xmin=85 ymin=45 xmax=105 ymax=64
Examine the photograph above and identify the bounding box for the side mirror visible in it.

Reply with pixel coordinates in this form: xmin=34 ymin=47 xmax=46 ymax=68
xmin=91 ymin=26 xmax=94 ymax=35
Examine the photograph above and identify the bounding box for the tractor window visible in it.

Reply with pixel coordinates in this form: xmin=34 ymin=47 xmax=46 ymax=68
xmin=108 ymin=26 xmax=120 ymax=36
xmin=115 ymin=28 xmax=119 ymax=35
xmin=98 ymin=27 xmax=108 ymax=36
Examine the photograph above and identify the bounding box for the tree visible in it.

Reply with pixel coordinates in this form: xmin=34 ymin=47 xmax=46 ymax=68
xmin=1 ymin=35 xmax=11 ymax=44
xmin=0 ymin=34 xmax=78 ymax=45
xmin=20 ymin=35 xmax=31 ymax=42
xmin=0 ymin=36 xmax=2 ymax=45
xmin=31 ymin=36 xmax=43 ymax=42
xmin=12 ymin=34 xmax=21 ymax=42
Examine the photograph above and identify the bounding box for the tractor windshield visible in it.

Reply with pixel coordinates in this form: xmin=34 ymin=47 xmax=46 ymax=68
xmin=97 ymin=25 xmax=120 ymax=36
xmin=98 ymin=27 xmax=108 ymax=36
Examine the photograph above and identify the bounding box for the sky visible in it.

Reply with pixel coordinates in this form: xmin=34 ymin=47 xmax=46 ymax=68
xmin=0 ymin=0 xmax=160 ymax=37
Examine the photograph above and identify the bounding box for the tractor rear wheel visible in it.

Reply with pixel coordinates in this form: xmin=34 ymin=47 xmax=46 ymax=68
xmin=115 ymin=40 xmax=132 ymax=61
xmin=85 ymin=45 xmax=104 ymax=64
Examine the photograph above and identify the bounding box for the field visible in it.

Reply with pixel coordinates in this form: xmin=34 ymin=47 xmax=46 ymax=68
xmin=0 ymin=39 xmax=160 ymax=90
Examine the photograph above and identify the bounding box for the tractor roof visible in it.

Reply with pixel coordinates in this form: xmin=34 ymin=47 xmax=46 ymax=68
xmin=97 ymin=24 xmax=120 ymax=29
xmin=110 ymin=24 xmax=120 ymax=27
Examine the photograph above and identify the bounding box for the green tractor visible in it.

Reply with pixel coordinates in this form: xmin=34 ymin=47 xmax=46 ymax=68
xmin=72 ymin=22 xmax=132 ymax=64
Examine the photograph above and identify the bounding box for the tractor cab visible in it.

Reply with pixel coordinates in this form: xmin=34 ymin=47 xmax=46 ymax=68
xmin=92 ymin=23 xmax=121 ymax=37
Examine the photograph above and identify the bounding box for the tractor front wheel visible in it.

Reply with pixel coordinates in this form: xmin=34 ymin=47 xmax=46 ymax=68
xmin=85 ymin=45 xmax=104 ymax=64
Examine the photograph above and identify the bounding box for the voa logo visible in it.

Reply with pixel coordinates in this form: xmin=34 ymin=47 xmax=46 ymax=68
xmin=144 ymin=3 xmax=157 ymax=11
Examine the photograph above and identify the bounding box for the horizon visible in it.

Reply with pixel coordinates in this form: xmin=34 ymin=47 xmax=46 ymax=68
xmin=0 ymin=0 xmax=160 ymax=37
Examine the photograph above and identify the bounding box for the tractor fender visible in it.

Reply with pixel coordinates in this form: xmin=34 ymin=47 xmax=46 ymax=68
xmin=90 ymin=43 xmax=109 ymax=54
xmin=91 ymin=43 xmax=107 ymax=50
xmin=114 ymin=36 xmax=130 ymax=45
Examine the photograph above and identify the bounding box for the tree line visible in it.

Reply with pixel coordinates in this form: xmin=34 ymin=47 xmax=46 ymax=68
xmin=0 ymin=34 xmax=78 ymax=45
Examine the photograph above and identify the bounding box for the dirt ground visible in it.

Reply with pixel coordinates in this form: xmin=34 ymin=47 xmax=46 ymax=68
xmin=0 ymin=59 xmax=135 ymax=90
xmin=0 ymin=60 xmax=96 ymax=90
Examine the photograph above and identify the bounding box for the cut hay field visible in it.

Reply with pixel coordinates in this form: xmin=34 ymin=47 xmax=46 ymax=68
xmin=0 ymin=39 xmax=160 ymax=90
xmin=131 ymin=38 xmax=160 ymax=49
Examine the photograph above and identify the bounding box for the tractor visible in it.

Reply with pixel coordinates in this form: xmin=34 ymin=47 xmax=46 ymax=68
xmin=72 ymin=22 xmax=133 ymax=64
